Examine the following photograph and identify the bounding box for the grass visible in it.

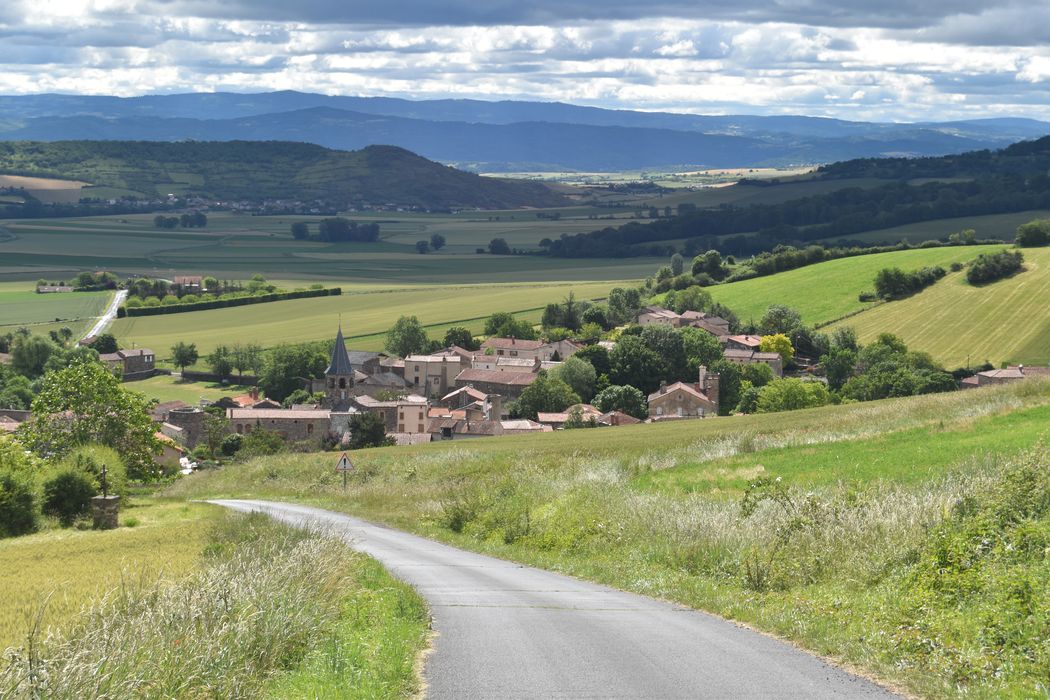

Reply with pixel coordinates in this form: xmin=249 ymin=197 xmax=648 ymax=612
xmin=0 ymin=499 xmax=219 ymax=650
xmin=113 ymin=279 xmax=626 ymax=358
xmin=169 ymin=379 xmax=1050 ymax=698
xmin=828 ymin=246 xmax=1050 ymax=367
xmin=707 ymin=245 xmax=1005 ymax=327
xmin=0 ymin=288 xmax=111 ymax=330
xmin=125 ymin=374 xmax=255 ymax=405
xmin=0 ymin=510 xmax=429 ymax=699
xmin=819 ymin=210 xmax=1050 ymax=245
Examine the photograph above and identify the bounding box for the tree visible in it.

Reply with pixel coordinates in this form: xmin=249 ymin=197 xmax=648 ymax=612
xmin=443 ymin=327 xmax=479 ymax=351
xmin=820 ymin=347 xmax=857 ymax=391
xmin=200 ymin=412 xmax=230 ymax=459
xmin=231 ymin=343 xmax=263 ymax=378
xmin=43 ymin=469 xmax=97 ymax=526
xmin=670 ymin=253 xmax=685 ymax=276
xmin=488 ymin=238 xmax=511 ymax=255
xmin=207 ymin=345 xmax=233 ymax=378
xmin=348 ymin=412 xmax=394 ymax=449
xmin=291 ymin=222 xmax=310 ymax=240
xmin=415 ymin=240 xmax=430 ymax=254
xmin=1016 ymin=218 xmax=1050 ymax=247
xmin=592 ymin=384 xmax=648 ymax=420
xmin=609 ymin=336 xmax=666 ymax=395
xmin=12 ymin=335 xmax=59 ymax=378
xmin=170 ymin=342 xmax=199 ymax=373
xmin=581 ymin=305 xmax=610 ymax=330
xmin=574 ymin=344 xmax=611 ymax=377
xmin=258 ymin=343 xmax=328 ymax=402
xmin=430 ymin=233 xmax=446 ymax=250
xmin=17 ymin=359 xmax=160 ymax=479
xmin=484 ymin=312 xmax=538 ymax=340
xmin=710 ymin=359 xmax=742 ymax=416
xmin=740 ymin=362 xmax=775 ymax=388
xmin=640 ymin=324 xmax=688 ymax=381
xmin=759 ymin=333 xmax=795 ymax=365
xmin=757 ymin=378 xmax=831 ymax=413
xmin=680 ymin=327 xmax=724 ymax=373
xmin=515 ymin=372 xmax=580 ymax=420
xmin=606 ymin=287 xmax=642 ymax=325
xmin=830 ymin=326 xmax=859 ymax=352
xmin=667 ymin=285 xmax=712 ymax=314
xmin=551 ymin=356 xmax=597 ymax=403
xmin=385 ymin=316 xmax=431 ymax=358
xmin=759 ymin=305 xmax=803 ymax=335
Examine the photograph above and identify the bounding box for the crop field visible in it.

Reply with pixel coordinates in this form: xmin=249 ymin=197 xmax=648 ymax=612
xmin=828 ymin=246 xmax=1050 ymax=367
xmin=0 ymin=500 xmax=219 ymax=650
xmin=820 ymin=209 xmax=1050 ymax=245
xmin=707 ymin=245 xmax=1005 ymax=326
xmin=0 ymin=286 xmax=112 ymax=336
xmin=0 ymin=212 xmax=660 ymax=284
xmin=112 ymin=279 xmax=626 ymax=358
xmin=172 ymin=380 xmax=1050 ymax=698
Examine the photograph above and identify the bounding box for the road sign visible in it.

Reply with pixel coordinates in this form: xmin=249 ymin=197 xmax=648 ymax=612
xmin=335 ymin=452 xmax=354 ymax=472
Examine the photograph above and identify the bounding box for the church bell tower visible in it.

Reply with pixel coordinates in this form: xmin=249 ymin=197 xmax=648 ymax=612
xmin=325 ymin=326 xmax=354 ymax=410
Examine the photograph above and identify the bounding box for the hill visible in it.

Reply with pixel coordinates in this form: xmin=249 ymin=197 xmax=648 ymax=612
xmin=0 ymin=141 xmax=568 ymax=209
xmin=0 ymin=91 xmax=1046 ymax=171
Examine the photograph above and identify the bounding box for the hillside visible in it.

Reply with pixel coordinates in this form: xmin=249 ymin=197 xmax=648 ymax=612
xmin=171 ymin=381 xmax=1050 ymax=698
xmin=0 ymin=91 xmax=1046 ymax=171
xmin=0 ymin=141 xmax=568 ymax=209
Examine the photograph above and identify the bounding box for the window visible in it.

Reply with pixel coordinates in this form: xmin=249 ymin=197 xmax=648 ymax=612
xmin=307 ymin=423 xmax=314 ymax=434
xmin=510 ymin=351 xmax=518 ymax=357
xmin=339 ymin=377 xmax=346 ymax=389
xmin=418 ymin=424 xmax=424 ymax=433
xmin=329 ymin=378 xmax=335 ymax=388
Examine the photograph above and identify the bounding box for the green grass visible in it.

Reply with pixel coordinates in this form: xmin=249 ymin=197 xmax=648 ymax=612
xmin=0 ymin=288 xmax=111 ymax=329
xmin=707 ymin=245 xmax=1005 ymax=326
xmin=828 ymin=246 xmax=1050 ymax=367
xmin=113 ymin=280 xmax=626 ymax=358
xmin=820 ymin=210 xmax=1050 ymax=245
xmin=125 ymin=374 xmax=256 ymax=404
xmin=169 ymin=379 xmax=1050 ymax=698
xmin=0 ymin=499 xmax=219 ymax=650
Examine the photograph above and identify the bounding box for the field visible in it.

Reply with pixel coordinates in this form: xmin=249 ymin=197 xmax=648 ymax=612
xmin=0 ymin=500 xmax=219 ymax=649
xmin=820 ymin=209 xmax=1050 ymax=245
xmin=125 ymin=374 xmax=256 ymax=404
xmin=707 ymin=245 xmax=1006 ymax=327
xmin=172 ymin=380 xmax=1050 ymax=698
xmin=112 ymin=280 xmax=626 ymax=358
xmin=828 ymin=246 xmax=1050 ymax=367
xmin=0 ymin=284 xmax=113 ymax=336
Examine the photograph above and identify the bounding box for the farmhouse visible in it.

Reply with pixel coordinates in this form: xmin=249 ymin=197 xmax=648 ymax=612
xmin=725 ymin=335 xmax=763 ymax=351
xmin=228 ymin=408 xmax=331 ymax=442
xmin=454 ymin=368 xmax=538 ymax=400
xmin=723 ymin=348 xmax=784 ymax=377
xmin=99 ymin=348 xmax=156 ymax=380
xmin=960 ymin=365 xmax=1050 ymax=389
xmin=480 ymin=337 xmax=581 ymax=361
xmin=404 ymin=353 xmax=465 ymax=398
xmin=647 ymin=366 xmax=720 ymax=420
xmin=637 ymin=306 xmax=731 ymax=336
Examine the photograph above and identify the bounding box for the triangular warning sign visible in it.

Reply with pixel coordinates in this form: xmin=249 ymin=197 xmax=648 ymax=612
xmin=335 ymin=452 xmax=354 ymax=472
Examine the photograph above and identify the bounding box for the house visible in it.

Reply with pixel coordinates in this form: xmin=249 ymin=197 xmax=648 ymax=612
xmin=353 ymin=394 xmax=430 ymax=433
xmin=352 ymin=371 xmax=409 ymax=398
xmin=960 ymin=365 xmax=1050 ymax=389
xmin=480 ymin=337 xmax=581 ymax=362
xmin=500 ymin=419 xmax=553 ymax=435
xmin=36 ymin=285 xmax=74 ymax=293
xmin=427 ymin=417 xmax=504 ymax=440
xmin=637 ymin=306 xmax=680 ymax=326
xmin=154 ymin=432 xmax=186 ymax=471
xmin=99 ymin=348 xmax=156 ymax=380
xmin=0 ymin=416 xmax=20 ymax=433
xmin=637 ymin=306 xmax=731 ymax=336
xmin=150 ymin=400 xmax=189 ymax=423
xmin=345 ymin=350 xmax=383 ymax=375
xmin=471 ymin=355 xmax=540 ymax=373
xmin=404 ymin=354 xmax=465 ymax=398
xmin=453 ymin=368 xmax=538 ymax=400
xmin=647 ymin=366 xmax=720 ymax=420
xmin=536 ymin=403 xmax=603 ymax=429
xmin=173 ymin=275 xmax=203 ymax=292
xmin=228 ymin=408 xmax=331 ymax=443
xmin=439 ymin=386 xmax=489 ymax=410
xmin=724 ymin=335 xmax=763 ymax=352
xmin=597 ymin=410 xmax=641 ymax=427
xmin=723 ymin=348 xmax=784 ymax=377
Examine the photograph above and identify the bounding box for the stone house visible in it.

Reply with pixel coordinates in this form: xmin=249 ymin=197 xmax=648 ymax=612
xmin=637 ymin=306 xmax=730 ymax=337
xmin=723 ymin=348 xmax=784 ymax=377
xmin=480 ymin=338 xmax=581 ymax=362
xmin=647 ymin=366 xmax=720 ymax=420
xmin=724 ymin=335 xmax=763 ymax=352
xmin=454 ymin=368 xmax=538 ymax=400
xmin=99 ymin=348 xmax=156 ymax=380
xmin=405 ymin=354 xmax=465 ymax=398
xmin=471 ymin=355 xmax=540 ymax=373
xmin=960 ymin=365 xmax=1050 ymax=389
xmin=228 ymin=408 xmax=330 ymax=442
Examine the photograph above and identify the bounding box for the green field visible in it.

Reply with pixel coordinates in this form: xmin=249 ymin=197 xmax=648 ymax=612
xmin=113 ymin=280 xmax=625 ymax=358
xmin=0 ymin=500 xmax=218 ymax=649
xmin=172 ymin=380 xmax=1050 ymax=698
xmin=0 ymin=286 xmax=112 ymax=336
xmin=820 ymin=209 xmax=1050 ymax=245
xmin=707 ymin=245 xmax=1006 ymax=326
xmin=125 ymin=374 xmax=256 ymax=404
xmin=828 ymin=246 xmax=1050 ymax=367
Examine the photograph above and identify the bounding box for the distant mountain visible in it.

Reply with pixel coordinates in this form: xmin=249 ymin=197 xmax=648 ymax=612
xmin=0 ymin=141 xmax=568 ymax=209
xmin=0 ymin=91 xmax=1046 ymax=171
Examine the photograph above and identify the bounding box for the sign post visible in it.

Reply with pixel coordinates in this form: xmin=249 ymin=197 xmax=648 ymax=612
xmin=335 ymin=452 xmax=354 ymax=491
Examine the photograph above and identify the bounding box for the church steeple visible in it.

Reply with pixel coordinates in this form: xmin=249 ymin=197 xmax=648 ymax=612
xmin=325 ymin=325 xmax=354 ymax=409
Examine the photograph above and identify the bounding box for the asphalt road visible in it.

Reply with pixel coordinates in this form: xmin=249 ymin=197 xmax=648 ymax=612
xmin=212 ymin=499 xmax=898 ymax=699
xmin=82 ymin=289 xmax=127 ymax=340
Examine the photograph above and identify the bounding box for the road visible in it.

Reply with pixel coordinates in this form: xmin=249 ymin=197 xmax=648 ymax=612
xmin=212 ymin=500 xmax=897 ymax=699
xmin=82 ymin=289 xmax=127 ymax=341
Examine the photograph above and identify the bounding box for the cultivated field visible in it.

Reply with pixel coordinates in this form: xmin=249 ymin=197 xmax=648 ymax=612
xmin=112 ymin=280 xmax=626 ymax=359
xmin=0 ymin=500 xmax=218 ymax=649
xmin=172 ymin=380 xmax=1050 ymax=699
xmin=828 ymin=246 xmax=1050 ymax=367
xmin=820 ymin=209 xmax=1050 ymax=245
xmin=0 ymin=284 xmax=112 ymax=336
xmin=707 ymin=245 xmax=1006 ymax=326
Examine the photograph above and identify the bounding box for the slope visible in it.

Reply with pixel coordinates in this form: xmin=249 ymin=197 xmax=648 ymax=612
xmin=0 ymin=141 xmax=567 ymax=209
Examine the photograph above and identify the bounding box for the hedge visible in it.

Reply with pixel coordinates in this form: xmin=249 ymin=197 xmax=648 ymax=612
xmin=118 ymin=288 xmax=341 ymax=317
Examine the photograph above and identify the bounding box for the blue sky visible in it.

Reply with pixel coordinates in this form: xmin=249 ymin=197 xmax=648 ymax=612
xmin=2 ymin=0 xmax=1048 ymax=121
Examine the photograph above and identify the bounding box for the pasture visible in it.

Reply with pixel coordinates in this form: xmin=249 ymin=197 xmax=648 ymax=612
xmin=112 ymin=279 xmax=626 ymax=359
xmin=828 ymin=246 xmax=1050 ymax=367
xmin=820 ymin=209 xmax=1050 ymax=245
xmin=0 ymin=285 xmax=112 ymax=336
xmin=707 ymin=244 xmax=1005 ymax=327
xmin=0 ymin=500 xmax=218 ymax=650
xmin=125 ymin=374 xmax=255 ymax=404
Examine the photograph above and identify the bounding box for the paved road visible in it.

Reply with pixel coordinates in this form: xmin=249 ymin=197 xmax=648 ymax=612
xmin=82 ymin=289 xmax=128 ymax=340
xmin=212 ymin=500 xmax=897 ymax=699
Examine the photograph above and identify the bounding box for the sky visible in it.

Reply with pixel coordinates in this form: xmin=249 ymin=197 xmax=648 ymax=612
xmin=1 ymin=0 xmax=1048 ymax=121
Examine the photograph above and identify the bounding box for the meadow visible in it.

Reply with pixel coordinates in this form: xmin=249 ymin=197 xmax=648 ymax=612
xmin=828 ymin=246 xmax=1050 ymax=368
xmin=819 ymin=209 xmax=1050 ymax=244
xmin=0 ymin=284 xmax=112 ymax=337
xmin=112 ymin=280 xmax=626 ymax=359
xmin=171 ymin=380 xmax=1050 ymax=698
xmin=0 ymin=500 xmax=219 ymax=650
xmin=124 ymin=374 xmax=256 ymax=404
xmin=707 ymin=244 xmax=1005 ymax=327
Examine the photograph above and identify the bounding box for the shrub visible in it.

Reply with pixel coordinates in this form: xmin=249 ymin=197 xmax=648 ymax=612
xmin=1015 ymin=218 xmax=1050 ymax=247
xmin=966 ymin=250 xmax=1024 ymax=285
xmin=873 ymin=265 xmax=945 ymax=300
xmin=0 ymin=469 xmax=38 ymax=537
xmin=43 ymin=469 xmax=97 ymax=526
xmin=221 ymin=433 xmax=243 ymax=456
xmin=60 ymin=445 xmax=128 ymax=499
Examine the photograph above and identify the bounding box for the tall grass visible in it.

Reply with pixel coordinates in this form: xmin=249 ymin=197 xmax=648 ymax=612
xmin=0 ymin=514 xmax=428 ymax=699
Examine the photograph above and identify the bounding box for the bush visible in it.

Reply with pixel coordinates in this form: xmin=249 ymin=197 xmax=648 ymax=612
xmin=123 ymin=287 xmax=341 ymax=317
xmin=61 ymin=445 xmax=128 ymax=499
xmin=0 ymin=469 xmax=38 ymax=537
xmin=873 ymin=265 xmax=946 ymax=300
xmin=221 ymin=433 xmax=243 ymax=457
xmin=43 ymin=469 xmax=97 ymax=526
xmin=1015 ymin=218 xmax=1050 ymax=247
xmin=966 ymin=250 xmax=1024 ymax=285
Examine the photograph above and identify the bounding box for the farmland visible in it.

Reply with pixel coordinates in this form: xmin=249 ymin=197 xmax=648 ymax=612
xmin=112 ymin=279 xmax=627 ymax=359
xmin=0 ymin=283 xmax=112 ymax=337
xmin=707 ymin=244 xmax=1006 ymax=327
xmin=172 ymin=379 xmax=1050 ymax=699
xmin=819 ymin=209 xmax=1050 ymax=245
xmin=828 ymin=246 xmax=1050 ymax=367
xmin=0 ymin=500 xmax=219 ymax=649
xmin=124 ymin=374 xmax=255 ymax=404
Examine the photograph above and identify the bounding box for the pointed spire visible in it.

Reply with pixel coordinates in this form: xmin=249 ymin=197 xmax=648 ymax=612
xmin=326 ymin=325 xmax=354 ymax=376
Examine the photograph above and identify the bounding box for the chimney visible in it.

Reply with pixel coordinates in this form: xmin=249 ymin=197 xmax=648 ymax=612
xmin=250 ymin=387 xmax=259 ymax=400
xmin=697 ymin=364 xmax=707 ymax=388
xmin=659 ymin=380 xmax=667 ymax=395
xmin=702 ymin=368 xmax=720 ymax=415
xmin=486 ymin=394 xmax=503 ymax=420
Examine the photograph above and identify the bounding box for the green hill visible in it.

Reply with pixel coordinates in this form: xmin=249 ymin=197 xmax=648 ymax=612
xmin=0 ymin=141 xmax=569 ymax=209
